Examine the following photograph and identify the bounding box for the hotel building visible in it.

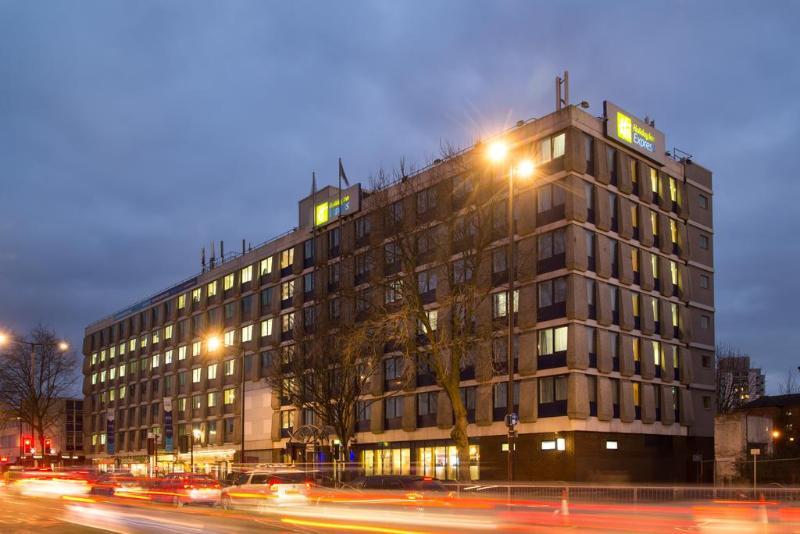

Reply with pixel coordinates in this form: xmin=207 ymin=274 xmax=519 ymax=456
xmin=82 ymin=101 xmax=715 ymax=482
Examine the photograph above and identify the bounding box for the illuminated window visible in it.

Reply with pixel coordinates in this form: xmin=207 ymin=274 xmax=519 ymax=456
xmin=207 ymin=392 xmax=218 ymax=407
xmin=152 ymin=354 xmax=159 ymax=369
xmin=152 ymin=330 xmax=160 ymax=344
xmin=632 ymin=338 xmax=640 ymax=362
xmin=652 ymin=298 xmax=659 ymax=323
xmin=241 ymin=265 xmax=253 ymax=284
xmin=260 ymin=257 xmax=273 ymax=276
xmin=224 ymin=388 xmax=236 ymax=405
xmin=540 ymin=133 xmax=566 ymax=162
xmin=281 ymin=313 xmax=294 ymax=333
xmin=281 ymin=280 xmax=295 ymax=301
xmin=633 ymin=382 xmax=640 ymax=406
xmin=92 ymin=353 xmax=98 ymax=365
xmin=192 ymin=288 xmax=201 ymax=303
xmin=241 ymin=324 xmax=253 ymax=342
xmin=178 ymin=294 xmax=186 ymax=309
xmin=426 ymin=310 xmax=438 ymax=331
xmin=109 ymin=389 xmax=115 ymax=401
xmin=670 ymin=220 xmax=678 ymax=245
xmin=91 ymin=373 xmax=97 ymax=385
xmin=207 ymin=280 xmax=217 ymax=297
xmin=119 ymin=343 xmax=126 ymax=356
xmin=192 ymin=341 xmax=201 ymax=357
xmin=261 ymin=318 xmax=273 ymax=337
xmin=207 ymin=363 xmax=218 ymax=380
xmin=606 ymin=440 xmax=619 ymax=450
xmin=651 ymin=254 xmax=659 ymax=279
xmin=669 ymin=177 xmax=678 ymax=203
xmin=109 ymin=346 xmax=116 ymax=359
xmin=280 ymin=248 xmax=294 ymax=269
xmin=130 ymin=338 xmax=137 ymax=351
xmin=650 ymin=210 xmax=658 ymax=238
xmin=119 ymin=364 xmax=126 ymax=377
xmin=538 ymin=326 xmax=568 ymax=355
xmin=224 ymin=330 xmax=235 ymax=346
xmin=165 ymin=350 xmax=173 ymax=365
xmin=140 ymin=335 xmax=147 ymax=348
xmin=650 ymin=167 xmax=658 ymax=193
xmin=165 ymin=325 xmax=173 ymax=340
xmin=100 ymin=370 xmax=106 ymax=382
xmin=653 ymin=341 xmax=663 ymax=368
xmin=224 ymin=274 xmax=235 ymax=291
xmin=100 ymin=350 xmax=106 ymax=362
xmin=119 ymin=386 xmax=126 ymax=399
xmin=192 ymin=367 xmax=201 ymax=383
xmin=109 ymin=366 xmax=116 ymax=380
xmin=224 ymin=359 xmax=235 ymax=376
xmin=492 ymin=289 xmax=520 ymax=318
xmin=178 ymin=345 xmax=187 ymax=361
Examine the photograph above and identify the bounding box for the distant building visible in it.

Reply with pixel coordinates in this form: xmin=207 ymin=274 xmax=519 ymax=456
xmin=740 ymin=394 xmax=800 ymax=454
xmin=0 ymin=397 xmax=84 ymax=465
xmin=718 ymin=356 xmax=765 ymax=408
xmin=714 ymin=412 xmax=772 ymax=485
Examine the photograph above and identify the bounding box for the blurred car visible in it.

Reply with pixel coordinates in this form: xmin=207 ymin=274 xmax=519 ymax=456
xmin=11 ymin=470 xmax=91 ymax=498
xmin=221 ymin=469 xmax=311 ymax=510
xmin=89 ymin=472 xmax=144 ymax=497
xmin=150 ymin=473 xmax=221 ymax=507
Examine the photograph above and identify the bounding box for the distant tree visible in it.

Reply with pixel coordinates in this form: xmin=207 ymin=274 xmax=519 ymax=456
xmin=0 ymin=326 xmax=79 ymax=454
xmin=715 ymin=343 xmax=759 ymax=413
xmin=778 ymin=369 xmax=800 ymax=395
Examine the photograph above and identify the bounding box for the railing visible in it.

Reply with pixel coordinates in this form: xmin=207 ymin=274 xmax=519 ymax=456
xmin=441 ymin=483 xmax=800 ymax=503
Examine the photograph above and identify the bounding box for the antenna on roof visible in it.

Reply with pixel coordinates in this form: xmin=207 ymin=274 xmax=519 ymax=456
xmin=201 ymin=247 xmax=206 ymax=272
xmin=210 ymin=241 xmax=216 ymax=269
xmin=242 ymin=239 xmax=245 ymax=256
xmin=220 ymin=240 xmax=225 ymax=263
xmin=555 ymin=70 xmax=569 ymax=111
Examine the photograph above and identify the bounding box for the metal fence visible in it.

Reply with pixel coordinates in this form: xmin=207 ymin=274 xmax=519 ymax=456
xmin=443 ymin=483 xmax=800 ymax=504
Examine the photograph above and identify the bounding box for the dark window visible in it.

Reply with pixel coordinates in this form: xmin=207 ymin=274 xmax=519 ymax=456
xmin=328 ymin=227 xmax=341 ymax=257
xmin=537 ymin=181 xmax=566 ymax=225
xmin=417 ymin=186 xmax=437 ymax=215
xmin=586 ymin=229 xmax=596 ymax=271
xmin=538 ymin=375 xmax=568 ymax=417
xmin=492 ymin=381 xmax=520 ymax=421
xmin=303 ymin=239 xmax=314 ymax=267
xmin=355 ymin=216 xmax=371 ymax=245
xmin=387 ymin=201 xmax=403 ymax=227
xmin=328 ymin=262 xmax=340 ymax=292
xmin=606 ymin=147 xmax=618 ymax=185
xmin=355 ymin=253 xmax=370 ymax=284
xmin=584 ymin=134 xmax=594 ymax=176
xmin=459 ymin=386 xmax=477 ymax=423
xmin=587 ymin=278 xmax=596 ymax=319
xmin=356 ymin=401 xmax=370 ymax=431
xmin=260 ymin=287 xmax=273 ymax=311
xmin=241 ymin=295 xmax=253 ymax=319
xmin=384 ymin=397 xmax=403 ymax=429
xmin=417 ymin=391 xmax=438 ymax=427
xmin=537 ymin=277 xmax=567 ymax=320
xmin=537 ymin=228 xmax=566 ymax=273
xmin=588 ymin=375 xmax=597 ymax=416
xmin=303 ymin=273 xmax=314 ymax=297
xmin=584 ymin=181 xmax=595 ymax=223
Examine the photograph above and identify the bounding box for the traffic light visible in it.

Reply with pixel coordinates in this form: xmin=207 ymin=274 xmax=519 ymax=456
xmin=147 ymin=437 xmax=155 ymax=456
xmin=44 ymin=438 xmax=52 ymax=454
xmin=23 ymin=437 xmax=31 ymax=454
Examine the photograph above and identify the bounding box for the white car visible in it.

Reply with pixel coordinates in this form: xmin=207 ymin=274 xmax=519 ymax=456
xmin=221 ymin=470 xmax=311 ymax=511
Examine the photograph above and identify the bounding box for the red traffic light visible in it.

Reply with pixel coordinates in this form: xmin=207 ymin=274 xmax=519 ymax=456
xmin=0 ymin=457 xmax=8 ymax=462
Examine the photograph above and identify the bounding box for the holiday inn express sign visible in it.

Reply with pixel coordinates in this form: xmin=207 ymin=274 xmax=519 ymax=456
xmin=604 ymin=101 xmax=666 ymax=165
xmin=299 ymin=184 xmax=361 ymax=228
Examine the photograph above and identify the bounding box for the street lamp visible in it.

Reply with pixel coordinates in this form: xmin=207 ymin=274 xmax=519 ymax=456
xmin=206 ymin=334 xmax=247 ymax=466
xmin=487 ymin=141 xmax=535 ymax=486
xmin=190 ymin=428 xmax=202 ymax=473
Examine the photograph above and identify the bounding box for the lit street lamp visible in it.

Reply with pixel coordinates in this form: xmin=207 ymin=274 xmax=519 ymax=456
xmin=487 ymin=141 xmax=535 ymax=485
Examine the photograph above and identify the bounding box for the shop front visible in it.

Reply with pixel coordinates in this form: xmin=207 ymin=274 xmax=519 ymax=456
xmin=359 ymin=441 xmax=480 ymax=481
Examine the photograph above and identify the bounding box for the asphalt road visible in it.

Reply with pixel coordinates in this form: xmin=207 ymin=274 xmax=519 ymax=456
xmin=2 ymin=488 xmax=800 ymax=533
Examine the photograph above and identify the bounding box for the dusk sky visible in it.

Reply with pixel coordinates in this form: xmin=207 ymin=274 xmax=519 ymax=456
xmin=0 ymin=1 xmax=797 ymax=392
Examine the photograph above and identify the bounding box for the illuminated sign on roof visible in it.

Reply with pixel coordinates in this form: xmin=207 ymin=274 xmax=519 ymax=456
xmin=299 ymin=184 xmax=361 ymax=228
xmin=604 ymin=101 xmax=666 ymax=165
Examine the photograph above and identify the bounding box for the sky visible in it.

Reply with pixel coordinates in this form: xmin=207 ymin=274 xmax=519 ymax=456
xmin=0 ymin=1 xmax=798 ymax=393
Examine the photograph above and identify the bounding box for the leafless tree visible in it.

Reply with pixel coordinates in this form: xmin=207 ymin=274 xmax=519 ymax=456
xmin=715 ymin=343 xmax=759 ymax=413
xmin=360 ymin=146 xmax=524 ymax=480
xmin=0 ymin=326 xmax=79 ymax=454
xmin=778 ymin=369 xmax=800 ymax=395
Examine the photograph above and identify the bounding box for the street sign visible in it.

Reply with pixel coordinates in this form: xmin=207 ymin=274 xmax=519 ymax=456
xmin=505 ymin=413 xmax=519 ymax=428
xmin=750 ymin=448 xmax=761 ymax=456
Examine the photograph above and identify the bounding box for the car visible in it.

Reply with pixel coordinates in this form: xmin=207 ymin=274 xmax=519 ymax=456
xmin=150 ymin=473 xmax=221 ymax=507
xmin=221 ymin=469 xmax=311 ymax=511
xmin=90 ymin=473 xmax=144 ymax=496
xmin=10 ymin=470 xmax=91 ymax=498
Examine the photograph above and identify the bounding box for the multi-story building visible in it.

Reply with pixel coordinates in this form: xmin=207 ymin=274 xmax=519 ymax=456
xmin=82 ymin=100 xmax=715 ymax=482
xmin=718 ymin=355 xmax=766 ymax=407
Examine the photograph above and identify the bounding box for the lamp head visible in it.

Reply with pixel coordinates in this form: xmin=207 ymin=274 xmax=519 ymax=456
xmin=487 ymin=141 xmax=508 ymax=163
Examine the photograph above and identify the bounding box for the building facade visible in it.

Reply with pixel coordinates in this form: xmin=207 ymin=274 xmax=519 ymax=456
xmin=0 ymin=398 xmax=84 ymax=466
xmin=82 ymin=101 xmax=715 ymax=482
xmin=718 ymin=355 xmax=766 ymax=407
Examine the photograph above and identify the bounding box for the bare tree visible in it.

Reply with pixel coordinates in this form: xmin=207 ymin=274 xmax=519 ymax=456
xmin=0 ymin=326 xmax=79 ymax=454
xmin=778 ymin=369 xmax=800 ymax=395
xmin=361 ymin=147 xmax=520 ymax=480
xmin=715 ymin=343 xmax=759 ymax=413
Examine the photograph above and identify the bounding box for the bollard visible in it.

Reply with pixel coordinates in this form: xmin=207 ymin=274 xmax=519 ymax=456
xmin=561 ymin=488 xmax=569 ymax=517
xmin=758 ymin=493 xmax=768 ymax=525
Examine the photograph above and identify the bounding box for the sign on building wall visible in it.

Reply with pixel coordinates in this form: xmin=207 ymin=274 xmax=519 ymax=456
xmin=163 ymin=398 xmax=173 ymax=453
xmin=604 ymin=101 xmax=666 ymax=165
xmin=298 ymin=184 xmax=361 ymax=228
xmin=106 ymin=409 xmax=115 ymax=455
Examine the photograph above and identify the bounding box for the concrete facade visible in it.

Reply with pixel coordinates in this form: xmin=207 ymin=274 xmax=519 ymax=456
xmin=82 ymin=102 xmax=715 ymax=482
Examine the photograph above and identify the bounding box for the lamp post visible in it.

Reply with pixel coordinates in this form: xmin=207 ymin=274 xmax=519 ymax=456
xmin=191 ymin=428 xmax=201 ymax=473
xmin=16 ymin=416 xmax=22 ymax=463
xmin=206 ymin=335 xmax=247 ymax=466
xmin=488 ymin=142 xmax=534 ymax=487
xmin=0 ymin=333 xmax=69 ymax=466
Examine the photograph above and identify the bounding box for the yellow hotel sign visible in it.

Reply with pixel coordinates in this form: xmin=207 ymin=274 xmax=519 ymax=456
xmin=604 ymin=101 xmax=666 ymax=165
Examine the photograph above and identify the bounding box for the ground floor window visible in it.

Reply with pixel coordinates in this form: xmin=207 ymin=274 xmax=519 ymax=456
xmin=360 ymin=443 xmax=479 ymax=481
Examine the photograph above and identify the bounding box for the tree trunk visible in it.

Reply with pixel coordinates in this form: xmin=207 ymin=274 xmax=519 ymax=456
xmin=450 ymin=400 xmax=471 ymax=482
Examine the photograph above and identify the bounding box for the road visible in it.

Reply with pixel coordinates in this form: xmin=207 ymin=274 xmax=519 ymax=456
xmin=2 ymin=488 xmax=800 ymax=533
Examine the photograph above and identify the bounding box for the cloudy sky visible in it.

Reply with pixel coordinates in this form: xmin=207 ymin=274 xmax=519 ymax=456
xmin=0 ymin=1 xmax=797 ymax=392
